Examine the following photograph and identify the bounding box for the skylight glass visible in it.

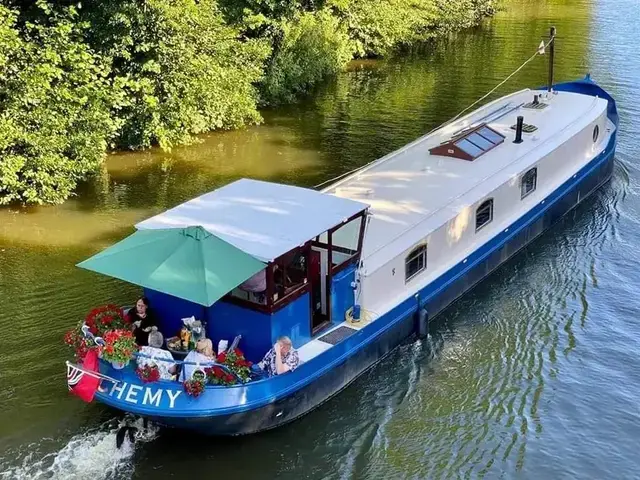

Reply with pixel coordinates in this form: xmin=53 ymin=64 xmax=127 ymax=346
xmin=477 ymin=127 xmax=503 ymax=145
xmin=467 ymin=132 xmax=494 ymax=150
xmin=429 ymin=123 xmax=505 ymax=160
xmin=455 ymin=139 xmax=484 ymax=157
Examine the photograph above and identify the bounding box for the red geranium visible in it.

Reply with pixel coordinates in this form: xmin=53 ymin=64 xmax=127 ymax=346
xmin=136 ymin=364 xmax=161 ymax=383
xmin=84 ymin=305 xmax=129 ymax=338
xmin=206 ymin=348 xmax=252 ymax=386
xmin=100 ymin=329 xmax=137 ymax=365
xmin=64 ymin=304 xmax=131 ymax=363
xmin=64 ymin=327 xmax=96 ymax=361
xmin=183 ymin=377 xmax=206 ymax=397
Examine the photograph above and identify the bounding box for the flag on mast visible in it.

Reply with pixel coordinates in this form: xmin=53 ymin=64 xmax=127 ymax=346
xmin=67 ymin=349 xmax=102 ymax=402
xmin=538 ymin=40 xmax=546 ymax=55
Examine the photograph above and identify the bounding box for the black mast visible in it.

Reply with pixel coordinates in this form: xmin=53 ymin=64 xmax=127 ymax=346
xmin=548 ymin=26 xmax=556 ymax=92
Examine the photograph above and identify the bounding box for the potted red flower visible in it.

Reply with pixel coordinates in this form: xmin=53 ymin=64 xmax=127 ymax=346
xmin=100 ymin=329 xmax=138 ymax=369
xmin=63 ymin=305 xmax=132 ymax=364
xmin=206 ymin=348 xmax=252 ymax=386
xmin=183 ymin=370 xmax=206 ymax=397
xmin=84 ymin=304 xmax=129 ymax=337
xmin=136 ymin=364 xmax=161 ymax=383
xmin=64 ymin=328 xmax=96 ymax=362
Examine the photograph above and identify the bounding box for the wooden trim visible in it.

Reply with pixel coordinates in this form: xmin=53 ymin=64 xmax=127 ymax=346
xmin=429 ymin=123 xmax=505 ymax=161
xmin=332 ymin=255 xmax=359 ymax=275
xmin=356 ymin=211 xmax=367 ymax=253
xmin=272 ymin=282 xmax=310 ymax=310
xmin=315 ymin=243 xmax=355 ymax=256
xmin=222 ymin=294 xmax=271 ymax=313
xmin=312 ymin=319 xmax=332 ymax=336
xmin=266 ymin=264 xmax=274 ymax=309
xmin=224 ymin=282 xmax=310 ymax=314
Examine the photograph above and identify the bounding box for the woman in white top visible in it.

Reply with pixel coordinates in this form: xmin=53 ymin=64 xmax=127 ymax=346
xmin=180 ymin=339 xmax=215 ymax=381
xmin=137 ymin=330 xmax=176 ymax=380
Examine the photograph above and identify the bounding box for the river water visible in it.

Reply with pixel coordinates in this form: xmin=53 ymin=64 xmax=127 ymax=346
xmin=1 ymin=0 xmax=639 ymax=478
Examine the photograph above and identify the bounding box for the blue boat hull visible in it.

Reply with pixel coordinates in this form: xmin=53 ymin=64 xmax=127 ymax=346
xmin=129 ymin=79 xmax=618 ymax=436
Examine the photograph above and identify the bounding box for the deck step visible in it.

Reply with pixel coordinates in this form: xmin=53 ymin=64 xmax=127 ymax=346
xmin=318 ymin=325 xmax=358 ymax=345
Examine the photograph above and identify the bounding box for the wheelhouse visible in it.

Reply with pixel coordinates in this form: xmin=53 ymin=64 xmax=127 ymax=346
xmin=132 ymin=179 xmax=369 ymax=361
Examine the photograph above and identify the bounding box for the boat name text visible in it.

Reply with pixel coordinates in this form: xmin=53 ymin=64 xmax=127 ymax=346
xmin=109 ymin=382 xmax=182 ymax=408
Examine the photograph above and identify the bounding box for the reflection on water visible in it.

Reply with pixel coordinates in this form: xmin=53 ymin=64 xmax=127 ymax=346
xmin=3 ymin=0 xmax=640 ymax=478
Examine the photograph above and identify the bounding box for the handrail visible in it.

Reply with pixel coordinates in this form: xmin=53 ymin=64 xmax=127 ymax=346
xmin=81 ymin=324 xmax=247 ymax=384
xmin=133 ymin=351 xmax=245 ymax=384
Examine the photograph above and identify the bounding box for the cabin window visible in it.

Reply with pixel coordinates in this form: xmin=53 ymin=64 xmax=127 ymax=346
xmin=521 ymin=168 xmax=537 ymax=199
xmin=593 ymin=125 xmax=599 ymax=143
xmin=405 ymin=244 xmax=427 ymax=282
xmin=475 ymin=199 xmax=493 ymax=231
xmin=330 ymin=215 xmax=363 ymax=271
xmin=227 ymin=244 xmax=310 ymax=313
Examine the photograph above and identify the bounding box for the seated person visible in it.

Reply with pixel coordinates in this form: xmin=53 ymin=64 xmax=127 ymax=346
xmin=180 ymin=339 xmax=215 ymax=381
xmin=137 ymin=330 xmax=176 ymax=380
xmin=254 ymin=336 xmax=299 ymax=377
xmin=129 ymin=296 xmax=159 ymax=347
xmin=238 ymin=269 xmax=267 ymax=303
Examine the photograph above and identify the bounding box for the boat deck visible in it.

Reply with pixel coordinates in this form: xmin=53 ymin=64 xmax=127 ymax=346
xmin=324 ymin=89 xmax=609 ymax=271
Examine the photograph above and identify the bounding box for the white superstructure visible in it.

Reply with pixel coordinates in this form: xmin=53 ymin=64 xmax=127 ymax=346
xmin=324 ymin=88 xmax=614 ymax=318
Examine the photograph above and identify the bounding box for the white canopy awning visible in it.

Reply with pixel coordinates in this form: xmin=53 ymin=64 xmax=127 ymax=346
xmin=136 ymin=179 xmax=369 ymax=262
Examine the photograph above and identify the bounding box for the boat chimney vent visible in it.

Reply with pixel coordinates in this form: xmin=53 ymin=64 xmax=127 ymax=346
xmin=533 ymin=94 xmax=539 ymax=105
xmin=514 ymin=116 xmax=524 ymax=144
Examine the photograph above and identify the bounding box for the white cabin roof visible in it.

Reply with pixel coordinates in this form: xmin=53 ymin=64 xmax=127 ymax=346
xmin=137 ymin=178 xmax=368 ymax=262
xmin=324 ymin=89 xmax=609 ymax=272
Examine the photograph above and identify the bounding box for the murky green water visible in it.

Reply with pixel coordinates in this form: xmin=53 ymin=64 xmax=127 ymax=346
xmin=2 ymin=0 xmax=640 ymax=478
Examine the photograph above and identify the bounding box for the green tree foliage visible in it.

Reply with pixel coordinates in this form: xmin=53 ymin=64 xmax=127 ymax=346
xmin=0 ymin=4 xmax=117 ymax=205
xmin=78 ymin=0 xmax=271 ymax=150
xmin=0 ymin=0 xmax=496 ymax=205
xmin=261 ymin=9 xmax=353 ymax=104
xmin=329 ymin=0 xmax=496 ymax=58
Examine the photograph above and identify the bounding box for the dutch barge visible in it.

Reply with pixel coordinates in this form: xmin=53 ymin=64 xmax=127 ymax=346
xmin=66 ymin=34 xmax=619 ymax=435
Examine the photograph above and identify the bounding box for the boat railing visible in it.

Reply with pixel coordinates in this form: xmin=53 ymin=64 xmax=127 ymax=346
xmin=81 ymin=322 xmax=254 ymax=385
xmin=132 ymin=351 xmax=249 ymax=385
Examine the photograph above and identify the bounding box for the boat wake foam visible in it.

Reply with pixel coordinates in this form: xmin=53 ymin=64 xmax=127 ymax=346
xmin=0 ymin=417 xmax=158 ymax=480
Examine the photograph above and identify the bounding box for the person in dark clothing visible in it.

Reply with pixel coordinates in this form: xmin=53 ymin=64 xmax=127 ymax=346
xmin=129 ymin=297 xmax=159 ymax=346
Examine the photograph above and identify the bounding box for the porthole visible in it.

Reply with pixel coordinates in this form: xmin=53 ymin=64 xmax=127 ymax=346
xmin=593 ymin=125 xmax=599 ymax=143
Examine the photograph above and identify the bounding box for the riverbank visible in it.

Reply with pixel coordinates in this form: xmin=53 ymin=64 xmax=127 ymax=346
xmin=0 ymin=0 xmax=497 ymax=206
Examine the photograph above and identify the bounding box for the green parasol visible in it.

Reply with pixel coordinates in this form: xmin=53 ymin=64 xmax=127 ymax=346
xmin=77 ymin=226 xmax=265 ymax=306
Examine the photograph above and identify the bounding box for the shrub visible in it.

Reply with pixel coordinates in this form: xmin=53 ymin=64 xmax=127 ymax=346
xmin=260 ymin=8 xmax=353 ymax=104
xmin=0 ymin=4 xmax=118 ymax=205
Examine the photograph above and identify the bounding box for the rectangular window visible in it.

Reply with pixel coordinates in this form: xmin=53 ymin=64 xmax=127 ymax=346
xmin=405 ymin=245 xmax=427 ymax=282
xmin=520 ymin=168 xmax=537 ymax=199
xmin=475 ymin=199 xmax=493 ymax=231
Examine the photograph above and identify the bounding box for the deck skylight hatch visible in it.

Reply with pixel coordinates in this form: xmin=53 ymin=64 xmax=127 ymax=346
xmin=429 ymin=124 xmax=505 ymax=161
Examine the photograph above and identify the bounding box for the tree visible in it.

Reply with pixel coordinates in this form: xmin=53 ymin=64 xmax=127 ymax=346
xmin=0 ymin=4 xmax=118 ymax=205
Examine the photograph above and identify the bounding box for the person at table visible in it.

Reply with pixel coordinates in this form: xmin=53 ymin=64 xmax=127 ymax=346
xmin=129 ymin=296 xmax=159 ymax=346
xmin=254 ymin=336 xmax=299 ymax=377
xmin=239 ymin=268 xmax=267 ymax=304
xmin=137 ymin=330 xmax=176 ymax=380
xmin=180 ymin=339 xmax=215 ymax=381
